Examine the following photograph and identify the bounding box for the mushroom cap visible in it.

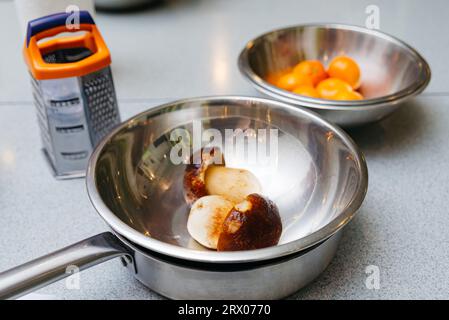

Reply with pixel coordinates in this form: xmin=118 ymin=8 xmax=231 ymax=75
xmin=217 ymin=193 xmax=282 ymax=251
xmin=183 ymin=147 xmax=225 ymax=205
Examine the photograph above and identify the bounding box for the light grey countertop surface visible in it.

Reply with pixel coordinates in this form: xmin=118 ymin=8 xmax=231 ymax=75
xmin=0 ymin=0 xmax=449 ymax=299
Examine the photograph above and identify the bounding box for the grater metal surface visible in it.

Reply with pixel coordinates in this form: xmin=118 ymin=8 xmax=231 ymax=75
xmin=82 ymin=68 xmax=120 ymax=146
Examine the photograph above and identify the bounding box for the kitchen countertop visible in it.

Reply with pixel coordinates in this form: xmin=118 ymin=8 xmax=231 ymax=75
xmin=0 ymin=0 xmax=448 ymax=299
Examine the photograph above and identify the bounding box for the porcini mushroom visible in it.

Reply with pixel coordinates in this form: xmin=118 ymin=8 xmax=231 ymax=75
xmin=205 ymin=166 xmax=262 ymax=203
xmin=183 ymin=147 xmax=225 ymax=205
xmin=217 ymin=193 xmax=282 ymax=251
xmin=187 ymin=195 xmax=234 ymax=249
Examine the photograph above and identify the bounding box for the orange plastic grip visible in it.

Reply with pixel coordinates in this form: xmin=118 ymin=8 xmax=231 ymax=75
xmin=24 ymin=23 xmax=111 ymax=80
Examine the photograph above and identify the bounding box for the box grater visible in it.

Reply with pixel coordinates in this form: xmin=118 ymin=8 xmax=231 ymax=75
xmin=23 ymin=11 xmax=120 ymax=179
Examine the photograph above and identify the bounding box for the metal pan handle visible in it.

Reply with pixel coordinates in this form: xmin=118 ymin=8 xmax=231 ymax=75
xmin=0 ymin=232 xmax=132 ymax=300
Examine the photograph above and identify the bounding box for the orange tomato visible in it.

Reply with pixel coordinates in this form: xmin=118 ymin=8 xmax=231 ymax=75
xmin=276 ymin=72 xmax=314 ymax=91
xmin=266 ymin=70 xmax=288 ymax=86
xmin=316 ymin=78 xmax=353 ymax=99
xmin=292 ymin=85 xmax=320 ymax=98
xmin=327 ymin=56 xmax=361 ymax=89
xmin=266 ymin=73 xmax=281 ymax=86
xmin=333 ymin=90 xmax=364 ymax=100
xmin=293 ymin=60 xmax=327 ymax=86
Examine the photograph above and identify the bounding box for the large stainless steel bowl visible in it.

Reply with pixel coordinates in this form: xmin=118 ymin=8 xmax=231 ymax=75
xmin=88 ymin=96 xmax=368 ymax=263
xmin=0 ymin=97 xmax=368 ymax=299
xmin=238 ymin=24 xmax=431 ymax=126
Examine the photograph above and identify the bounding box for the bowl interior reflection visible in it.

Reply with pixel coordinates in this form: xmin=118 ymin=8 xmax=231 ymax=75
xmin=246 ymin=25 xmax=425 ymax=99
xmin=94 ymin=99 xmax=364 ymax=251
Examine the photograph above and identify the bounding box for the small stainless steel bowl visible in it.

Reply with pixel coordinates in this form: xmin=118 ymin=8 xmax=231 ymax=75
xmin=238 ymin=24 xmax=431 ymax=126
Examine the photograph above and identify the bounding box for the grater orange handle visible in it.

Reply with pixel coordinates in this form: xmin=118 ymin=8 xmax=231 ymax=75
xmin=23 ymin=12 xmax=111 ymax=80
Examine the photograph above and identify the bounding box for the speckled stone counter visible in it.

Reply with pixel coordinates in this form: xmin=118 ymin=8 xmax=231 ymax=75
xmin=0 ymin=0 xmax=448 ymax=299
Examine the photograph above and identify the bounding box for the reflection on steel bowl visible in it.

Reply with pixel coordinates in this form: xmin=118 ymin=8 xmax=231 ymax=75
xmin=239 ymin=24 xmax=431 ymax=126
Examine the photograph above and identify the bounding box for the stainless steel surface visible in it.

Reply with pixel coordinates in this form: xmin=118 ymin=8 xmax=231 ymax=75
xmin=87 ymin=96 xmax=368 ymax=263
xmin=238 ymin=24 xmax=431 ymax=126
xmin=0 ymin=229 xmax=341 ymax=300
xmin=122 ymin=231 xmax=342 ymax=300
xmin=0 ymin=232 xmax=130 ymax=300
xmin=31 ymin=63 xmax=120 ymax=179
xmin=34 ymin=76 xmax=93 ymax=178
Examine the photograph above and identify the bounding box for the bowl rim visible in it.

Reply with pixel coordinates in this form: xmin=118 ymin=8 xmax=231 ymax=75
xmin=238 ymin=23 xmax=431 ymax=111
xmin=86 ymin=95 xmax=368 ymax=263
